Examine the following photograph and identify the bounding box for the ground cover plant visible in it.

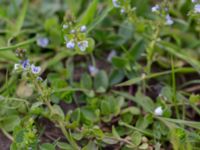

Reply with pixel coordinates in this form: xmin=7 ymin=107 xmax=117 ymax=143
xmin=0 ymin=0 xmax=200 ymax=149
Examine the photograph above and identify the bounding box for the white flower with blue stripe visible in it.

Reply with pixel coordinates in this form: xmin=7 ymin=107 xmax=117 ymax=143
xmin=31 ymin=64 xmax=41 ymax=74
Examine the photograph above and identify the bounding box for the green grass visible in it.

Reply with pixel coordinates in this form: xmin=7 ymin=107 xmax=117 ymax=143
xmin=0 ymin=0 xmax=200 ymax=150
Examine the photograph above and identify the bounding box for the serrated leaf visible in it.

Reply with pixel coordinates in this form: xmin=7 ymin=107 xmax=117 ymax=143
xmin=131 ymin=131 xmax=142 ymax=146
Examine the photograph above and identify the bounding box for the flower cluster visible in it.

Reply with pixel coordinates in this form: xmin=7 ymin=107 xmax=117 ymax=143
xmin=151 ymin=4 xmax=174 ymax=26
xmin=62 ymin=22 xmax=92 ymax=53
xmin=151 ymin=5 xmax=160 ymax=12
xmin=192 ymin=0 xmax=200 ymax=13
xmin=192 ymin=0 xmax=198 ymax=3
xmin=194 ymin=4 xmax=200 ymax=13
xmin=14 ymin=59 xmax=41 ymax=75
xmin=112 ymin=0 xmax=130 ymax=14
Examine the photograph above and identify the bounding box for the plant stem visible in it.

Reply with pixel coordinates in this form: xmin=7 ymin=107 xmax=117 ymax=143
xmin=58 ymin=121 xmax=80 ymax=150
xmin=146 ymin=25 xmax=160 ymax=74
xmin=32 ymin=75 xmax=80 ymax=149
xmin=2 ymin=129 xmax=14 ymax=141
xmin=119 ymin=121 xmax=154 ymax=138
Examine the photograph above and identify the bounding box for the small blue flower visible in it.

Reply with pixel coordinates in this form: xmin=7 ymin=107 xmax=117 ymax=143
xmin=37 ymin=76 xmax=43 ymax=81
xmin=66 ymin=41 xmax=75 ymax=49
xmin=78 ymin=40 xmax=88 ymax=51
xmin=80 ymin=25 xmax=87 ymax=32
xmin=88 ymin=65 xmax=99 ymax=76
xmin=165 ymin=14 xmax=174 ymax=25
xmin=120 ymin=8 xmax=125 ymax=14
xmin=70 ymin=29 xmax=76 ymax=34
xmin=107 ymin=50 xmax=117 ymax=62
xmin=192 ymin=0 xmax=197 ymax=3
xmin=154 ymin=106 xmax=163 ymax=116
xmin=64 ymin=36 xmax=68 ymax=42
xmin=37 ymin=37 xmax=49 ymax=48
xmin=194 ymin=4 xmax=200 ymax=13
xmin=21 ymin=60 xmax=30 ymax=70
xmin=31 ymin=64 xmax=41 ymax=74
xmin=14 ymin=64 xmax=20 ymax=70
xmin=63 ymin=24 xmax=68 ymax=29
xmin=151 ymin=5 xmax=160 ymax=12
xmin=112 ymin=0 xmax=120 ymax=8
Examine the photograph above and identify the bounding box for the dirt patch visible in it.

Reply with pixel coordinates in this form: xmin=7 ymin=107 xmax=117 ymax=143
xmin=0 ymin=131 xmax=11 ymax=150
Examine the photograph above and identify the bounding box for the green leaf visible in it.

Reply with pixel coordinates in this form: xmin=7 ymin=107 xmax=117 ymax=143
xmin=40 ymin=143 xmax=55 ymax=150
xmin=121 ymin=106 xmax=141 ymax=115
xmin=134 ymin=91 xmax=155 ymax=113
xmin=72 ymin=132 xmax=83 ymax=141
xmin=94 ymin=70 xmax=109 ymax=93
xmin=102 ymin=137 xmax=118 ymax=145
xmin=138 ymin=143 xmax=149 ymax=149
xmin=81 ymin=73 xmax=92 ymax=89
xmin=136 ymin=115 xmax=153 ymax=130
xmin=121 ymin=113 xmax=133 ymax=124
xmin=116 ymin=67 xmax=195 ymax=87
xmin=0 ymin=115 xmax=20 ymax=132
xmin=111 ymin=96 xmax=125 ymax=116
xmin=109 ymin=69 xmax=125 ymax=86
xmin=51 ymin=105 xmax=65 ymax=120
xmin=117 ymin=20 xmax=134 ymax=45
xmin=87 ymin=5 xmax=113 ymax=32
xmin=158 ymin=41 xmax=200 ymax=72
xmin=101 ymin=101 xmax=111 ymax=115
xmin=15 ymin=129 xmax=25 ymax=143
xmin=0 ymin=38 xmax=36 ymax=51
xmin=131 ymin=131 xmax=142 ymax=146
xmin=111 ymin=56 xmax=128 ymax=69
xmin=86 ymin=38 xmax=95 ymax=53
xmin=92 ymin=127 xmax=104 ymax=139
xmin=0 ymin=51 xmax=18 ymax=62
xmin=112 ymin=126 xmax=121 ymax=139
xmin=71 ymin=108 xmax=81 ymax=123
xmin=57 ymin=142 xmax=73 ymax=150
xmin=66 ymin=0 xmax=82 ymax=15
xmin=81 ymin=107 xmax=99 ymax=125
xmin=79 ymin=0 xmax=99 ymax=25
xmin=113 ymin=91 xmax=155 ymax=113
xmin=160 ymin=86 xmax=173 ymax=102
xmin=13 ymin=0 xmax=28 ymax=35
xmin=82 ymin=141 xmax=98 ymax=150
xmin=158 ymin=117 xmax=200 ymax=130
xmin=126 ymin=39 xmax=145 ymax=61
xmin=189 ymin=94 xmax=200 ymax=104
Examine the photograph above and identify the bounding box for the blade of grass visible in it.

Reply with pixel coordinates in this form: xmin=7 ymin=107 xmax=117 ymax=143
xmin=157 ymin=117 xmax=200 ymax=130
xmin=78 ymin=0 xmax=99 ymax=26
xmin=119 ymin=121 xmax=155 ymax=138
xmin=116 ymin=67 xmax=196 ymax=87
xmin=87 ymin=5 xmax=113 ymax=33
xmin=171 ymin=56 xmax=180 ymax=119
xmin=13 ymin=0 xmax=28 ymax=35
xmin=157 ymin=41 xmax=200 ymax=72
xmin=112 ymin=90 xmax=153 ymax=113
xmin=0 ymin=51 xmax=19 ymax=62
xmin=0 ymin=37 xmax=36 ymax=51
